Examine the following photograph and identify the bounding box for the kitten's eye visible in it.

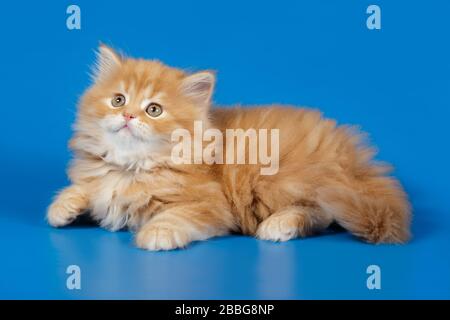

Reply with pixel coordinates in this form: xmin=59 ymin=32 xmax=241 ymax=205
xmin=111 ymin=94 xmax=126 ymax=108
xmin=145 ymin=103 xmax=163 ymax=118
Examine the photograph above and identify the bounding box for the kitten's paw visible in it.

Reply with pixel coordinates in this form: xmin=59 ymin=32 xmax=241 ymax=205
xmin=47 ymin=200 xmax=80 ymax=227
xmin=256 ymin=214 xmax=300 ymax=242
xmin=47 ymin=185 xmax=88 ymax=227
xmin=135 ymin=225 xmax=189 ymax=251
xmin=47 ymin=198 xmax=84 ymax=227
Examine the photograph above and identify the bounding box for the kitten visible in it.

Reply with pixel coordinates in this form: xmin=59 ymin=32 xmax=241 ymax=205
xmin=47 ymin=45 xmax=411 ymax=250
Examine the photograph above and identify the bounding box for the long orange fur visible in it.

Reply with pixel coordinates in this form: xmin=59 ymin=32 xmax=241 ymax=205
xmin=47 ymin=45 xmax=411 ymax=250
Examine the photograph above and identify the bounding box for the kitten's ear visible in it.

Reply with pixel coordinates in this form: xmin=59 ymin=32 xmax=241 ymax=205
xmin=180 ymin=71 xmax=215 ymax=107
xmin=91 ymin=44 xmax=122 ymax=82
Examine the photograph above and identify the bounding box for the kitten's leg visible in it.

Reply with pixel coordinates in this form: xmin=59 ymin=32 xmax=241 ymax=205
xmin=47 ymin=185 xmax=89 ymax=227
xmin=135 ymin=205 xmax=234 ymax=251
xmin=256 ymin=205 xmax=333 ymax=242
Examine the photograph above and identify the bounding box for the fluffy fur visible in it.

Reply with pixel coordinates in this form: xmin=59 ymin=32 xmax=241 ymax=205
xmin=47 ymin=45 xmax=411 ymax=250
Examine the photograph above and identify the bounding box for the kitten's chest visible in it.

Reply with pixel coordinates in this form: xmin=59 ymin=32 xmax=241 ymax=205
xmin=89 ymin=171 xmax=155 ymax=231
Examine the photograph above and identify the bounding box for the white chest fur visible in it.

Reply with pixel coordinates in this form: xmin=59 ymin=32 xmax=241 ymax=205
xmin=90 ymin=171 xmax=136 ymax=231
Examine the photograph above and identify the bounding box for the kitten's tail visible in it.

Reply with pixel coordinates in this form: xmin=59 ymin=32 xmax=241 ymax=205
xmin=316 ymin=176 xmax=411 ymax=243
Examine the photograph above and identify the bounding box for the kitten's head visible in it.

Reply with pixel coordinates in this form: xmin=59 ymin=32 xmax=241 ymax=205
xmin=72 ymin=45 xmax=215 ymax=169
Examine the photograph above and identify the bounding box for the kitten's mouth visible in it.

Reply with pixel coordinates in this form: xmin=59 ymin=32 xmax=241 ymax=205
xmin=114 ymin=124 xmax=142 ymax=140
xmin=111 ymin=124 xmax=134 ymax=137
xmin=109 ymin=123 xmax=147 ymax=142
xmin=117 ymin=124 xmax=131 ymax=132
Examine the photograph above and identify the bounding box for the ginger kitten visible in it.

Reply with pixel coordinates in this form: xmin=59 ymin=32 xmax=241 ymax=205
xmin=47 ymin=45 xmax=411 ymax=250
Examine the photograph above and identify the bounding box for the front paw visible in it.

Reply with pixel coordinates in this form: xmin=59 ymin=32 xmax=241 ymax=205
xmin=47 ymin=200 xmax=80 ymax=227
xmin=135 ymin=224 xmax=189 ymax=251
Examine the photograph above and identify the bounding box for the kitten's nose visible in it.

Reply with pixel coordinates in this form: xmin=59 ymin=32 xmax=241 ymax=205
xmin=123 ymin=112 xmax=136 ymax=121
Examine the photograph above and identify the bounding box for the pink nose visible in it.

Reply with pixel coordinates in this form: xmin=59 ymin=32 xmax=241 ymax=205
xmin=123 ymin=112 xmax=136 ymax=121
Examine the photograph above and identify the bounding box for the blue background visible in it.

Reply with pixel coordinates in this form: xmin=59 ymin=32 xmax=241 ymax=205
xmin=0 ymin=0 xmax=449 ymax=299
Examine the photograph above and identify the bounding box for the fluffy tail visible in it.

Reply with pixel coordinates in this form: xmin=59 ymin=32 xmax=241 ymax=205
xmin=317 ymin=176 xmax=411 ymax=243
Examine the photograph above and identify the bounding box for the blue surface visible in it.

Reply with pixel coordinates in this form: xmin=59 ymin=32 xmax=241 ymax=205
xmin=1 ymin=0 xmax=449 ymax=299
